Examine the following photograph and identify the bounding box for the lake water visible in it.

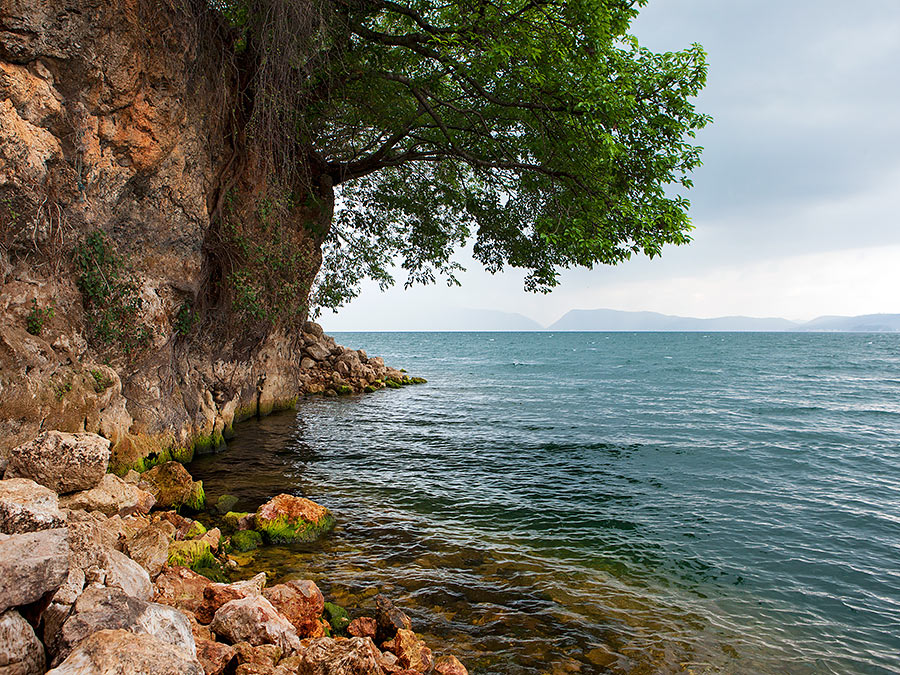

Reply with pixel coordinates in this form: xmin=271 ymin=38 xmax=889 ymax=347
xmin=188 ymin=332 xmax=900 ymax=674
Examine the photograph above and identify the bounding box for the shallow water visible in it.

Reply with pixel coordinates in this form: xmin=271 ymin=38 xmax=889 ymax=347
xmin=188 ymin=332 xmax=900 ymax=674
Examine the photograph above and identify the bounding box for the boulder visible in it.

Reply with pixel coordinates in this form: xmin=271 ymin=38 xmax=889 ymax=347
xmin=54 ymin=585 xmax=195 ymax=665
xmin=231 ymin=529 xmax=263 ymax=551
xmin=0 ymin=609 xmax=45 ymax=675
xmin=263 ymin=579 xmax=325 ymax=637
xmin=126 ymin=523 xmax=171 ymax=577
xmin=101 ymin=548 xmax=152 ymax=600
xmin=152 ymin=566 xmax=212 ymax=617
xmin=254 ymin=494 xmax=334 ymax=544
xmin=347 ymin=616 xmax=377 ymax=640
xmin=288 ymin=637 xmax=385 ymax=674
xmin=196 ymin=638 xmax=236 ymax=675
xmin=300 ymin=357 xmax=316 ymax=370
xmin=210 ymin=595 xmax=301 ymax=653
xmin=224 ymin=511 xmax=255 ymax=532
xmin=167 ymin=539 xmax=215 ymax=571
xmin=59 ymin=473 xmax=155 ymax=516
xmin=0 ymin=527 xmax=69 ymax=612
xmin=383 ymin=629 xmax=432 ymax=673
xmin=47 ymin=629 xmax=204 ymax=675
xmin=139 ymin=462 xmax=205 ymax=510
xmin=303 ymin=321 xmax=325 ymax=338
xmin=197 ymin=573 xmax=267 ymax=624
xmin=434 ymin=655 xmax=468 ymax=675
xmin=0 ymin=477 xmax=66 ymax=534
xmin=66 ymin=510 xmax=124 ymax=571
xmin=232 ymin=642 xmax=282 ymax=668
xmin=374 ymin=594 xmax=413 ymax=644
xmin=6 ymin=431 xmax=110 ymax=494
xmin=305 ymin=342 xmax=331 ymax=362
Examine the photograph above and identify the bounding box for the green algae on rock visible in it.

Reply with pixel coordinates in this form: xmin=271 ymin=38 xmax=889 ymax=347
xmin=254 ymin=494 xmax=334 ymax=544
xmin=223 ymin=511 xmax=254 ymax=532
xmin=323 ymin=602 xmax=351 ymax=635
xmin=167 ymin=539 xmax=216 ymax=570
xmin=231 ymin=529 xmax=263 ymax=552
xmin=139 ymin=461 xmax=206 ymax=512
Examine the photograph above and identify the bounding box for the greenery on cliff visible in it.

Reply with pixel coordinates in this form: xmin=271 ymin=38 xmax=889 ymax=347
xmin=196 ymin=0 xmax=709 ymax=313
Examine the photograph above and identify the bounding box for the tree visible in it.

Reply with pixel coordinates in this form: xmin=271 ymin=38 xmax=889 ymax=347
xmin=200 ymin=0 xmax=710 ymax=315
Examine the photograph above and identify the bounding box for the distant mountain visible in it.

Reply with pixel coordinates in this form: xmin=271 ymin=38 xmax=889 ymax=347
xmin=799 ymin=314 xmax=900 ymax=332
xmin=548 ymin=309 xmax=799 ymax=332
xmin=394 ymin=307 xmax=544 ymax=331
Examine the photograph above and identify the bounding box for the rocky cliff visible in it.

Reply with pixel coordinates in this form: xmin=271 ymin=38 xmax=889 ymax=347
xmin=0 ymin=0 xmax=340 ymax=471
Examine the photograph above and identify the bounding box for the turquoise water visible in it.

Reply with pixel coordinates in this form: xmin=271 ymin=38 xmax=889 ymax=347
xmin=190 ymin=332 xmax=900 ymax=674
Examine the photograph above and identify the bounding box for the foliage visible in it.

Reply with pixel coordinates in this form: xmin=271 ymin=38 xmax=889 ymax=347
xmin=73 ymin=232 xmax=151 ymax=353
xmin=90 ymin=369 xmax=113 ymax=393
xmin=25 ymin=299 xmax=54 ymax=336
xmin=174 ymin=301 xmax=199 ymax=337
xmin=202 ymin=0 xmax=710 ymax=309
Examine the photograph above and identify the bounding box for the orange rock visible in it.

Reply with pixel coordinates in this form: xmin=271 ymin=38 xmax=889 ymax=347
xmin=195 ymin=638 xmax=235 ymax=675
xmin=263 ymin=579 xmax=325 ymax=638
xmin=347 ymin=616 xmax=377 ymax=639
xmin=383 ymin=629 xmax=433 ymax=673
xmin=434 ymin=654 xmax=468 ymax=675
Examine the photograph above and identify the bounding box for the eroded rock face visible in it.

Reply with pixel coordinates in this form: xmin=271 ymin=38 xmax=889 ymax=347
xmin=0 ymin=527 xmax=69 ymax=612
xmin=0 ymin=477 xmax=66 ymax=534
xmin=0 ymin=609 xmax=46 ymax=675
xmin=47 ymin=629 xmax=204 ymax=675
xmin=210 ymin=595 xmax=301 ymax=653
xmin=264 ymin=579 xmax=326 ymax=638
xmin=5 ymin=431 xmax=110 ymax=494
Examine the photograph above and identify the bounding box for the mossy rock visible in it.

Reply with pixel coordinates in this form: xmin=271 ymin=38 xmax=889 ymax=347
xmin=323 ymin=602 xmax=350 ymax=635
xmin=335 ymin=384 xmax=353 ymax=396
xmin=193 ymin=564 xmax=229 ymax=583
xmin=364 ymin=385 xmax=378 ymax=394
xmin=257 ymin=513 xmax=335 ymax=544
xmin=192 ymin=431 xmax=225 ymax=456
xmin=223 ymin=511 xmax=253 ymax=532
xmin=231 ymin=529 xmax=263 ymax=552
xmin=409 ymin=377 xmax=427 ymax=384
xmin=213 ymin=494 xmax=240 ymax=515
xmin=385 ymin=379 xmax=401 ymax=389
xmin=185 ymin=520 xmax=208 ymax=539
xmin=255 ymin=494 xmax=335 ymax=544
xmin=168 ymin=539 xmax=216 ymax=570
xmin=184 ymin=481 xmax=206 ymax=512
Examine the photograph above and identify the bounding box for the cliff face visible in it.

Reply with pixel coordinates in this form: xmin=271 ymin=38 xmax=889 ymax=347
xmin=0 ymin=0 xmax=328 ymax=470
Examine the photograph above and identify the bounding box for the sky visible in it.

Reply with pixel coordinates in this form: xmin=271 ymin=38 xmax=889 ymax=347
xmin=326 ymin=0 xmax=900 ymax=330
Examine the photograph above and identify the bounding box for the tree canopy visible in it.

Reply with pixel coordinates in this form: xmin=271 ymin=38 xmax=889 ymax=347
xmin=205 ymin=0 xmax=710 ymax=311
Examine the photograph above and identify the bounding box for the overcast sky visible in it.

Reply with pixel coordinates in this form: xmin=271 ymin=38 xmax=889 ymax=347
xmin=326 ymin=0 xmax=900 ymax=330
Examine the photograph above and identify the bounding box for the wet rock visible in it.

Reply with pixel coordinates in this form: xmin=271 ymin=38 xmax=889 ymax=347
xmin=347 ymin=616 xmax=377 ymax=640
xmin=0 ymin=477 xmax=65 ymax=533
xmin=289 ymin=637 xmax=385 ymax=674
xmin=254 ymin=494 xmax=334 ymax=544
xmin=153 ymin=566 xmax=212 ymax=617
xmin=126 ymin=523 xmax=172 ymax=577
xmin=374 ymin=595 xmax=413 ymax=644
xmin=197 ymin=573 xmax=267 ymax=624
xmin=213 ymin=494 xmax=240 ymax=515
xmin=210 ymin=595 xmax=301 ymax=653
xmin=323 ymin=602 xmax=351 ymax=635
xmin=168 ymin=539 xmax=215 ymax=569
xmin=196 ymin=637 xmax=236 ymax=675
xmin=0 ymin=609 xmax=45 ymax=674
xmin=140 ymin=462 xmax=206 ymax=510
xmin=47 ymin=629 xmax=204 ymax=674
xmin=54 ymin=585 xmax=195 ymax=665
xmin=434 ymin=654 xmax=468 ymax=675
xmin=224 ymin=511 xmax=255 ymax=532
xmin=263 ymin=579 xmax=325 ymax=637
xmin=0 ymin=527 xmax=68 ymax=612
xmin=231 ymin=529 xmax=263 ymax=551
xmin=6 ymin=431 xmax=110 ymax=494
xmin=59 ymin=473 xmax=155 ymax=516
xmin=383 ymin=629 xmax=432 ymax=673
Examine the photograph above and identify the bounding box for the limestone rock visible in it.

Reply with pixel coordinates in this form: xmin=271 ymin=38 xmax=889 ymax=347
xmin=126 ymin=523 xmax=171 ymax=577
xmin=263 ymin=579 xmax=325 ymax=638
xmin=6 ymin=431 xmax=110 ymax=494
xmin=139 ymin=462 xmax=205 ymax=510
xmin=47 ymin=629 xmax=204 ymax=675
xmin=0 ymin=527 xmax=68 ymax=612
xmin=55 ymin=585 xmax=195 ymax=666
xmin=347 ymin=616 xmax=377 ymax=640
xmin=101 ymin=548 xmax=153 ymax=600
xmin=0 ymin=609 xmax=45 ymax=675
xmin=66 ymin=510 xmax=123 ymax=571
xmin=305 ymin=342 xmax=331 ymax=362
xmin=254 ymin=494 xmax=334 ymax=544
xmin=152 ymin=566 xmax=212 ymax=618
xmin=59 ymin=473 xmax=155 ymax=516
xmin=290 ymin=637 xmax=386 ymax=675
xmin=196 ymin=638 xmax=236 ymax=675
xmin=383 ymin=629 xmax=432 ymax=673
xmin=434 ymin=655 xmax=468 ymax=675
xmin=232 ymin=642 xmax=282 ymax=668
xmin=0 ymin=477 xmax=65 ymax=534
xmin=210 ymin=595 xmax=301 ymax=653
xmin=374 ymin=595 xmax=413 ymax=644
xmin=198 ymin=572 xmax=267 ymax=624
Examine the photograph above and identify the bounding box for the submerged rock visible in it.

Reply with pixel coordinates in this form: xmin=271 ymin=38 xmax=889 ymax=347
xmin=0 ymin=609 xmax=45 ymax=675
xmin=6 ymin=431 xmax=110 ymax=494
xmin=254 ymin=493 xmax=334 ymax=544
xmin=374 ymin=594 xmax=413 ymax=644
xmin=210 ymin=595 xmax=301 ymax=653
xmin=434 ymin=654 xmax=469 ymax=675
xmin=0 ymin=527 xmax=69 ymax=612
xmin=231 ymin=529 xmax=263 ymax=552
xmin=47 ymin=629 xmax=204 ymax=675
xmin=0 ymin=477 xmax=66 ymax=534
